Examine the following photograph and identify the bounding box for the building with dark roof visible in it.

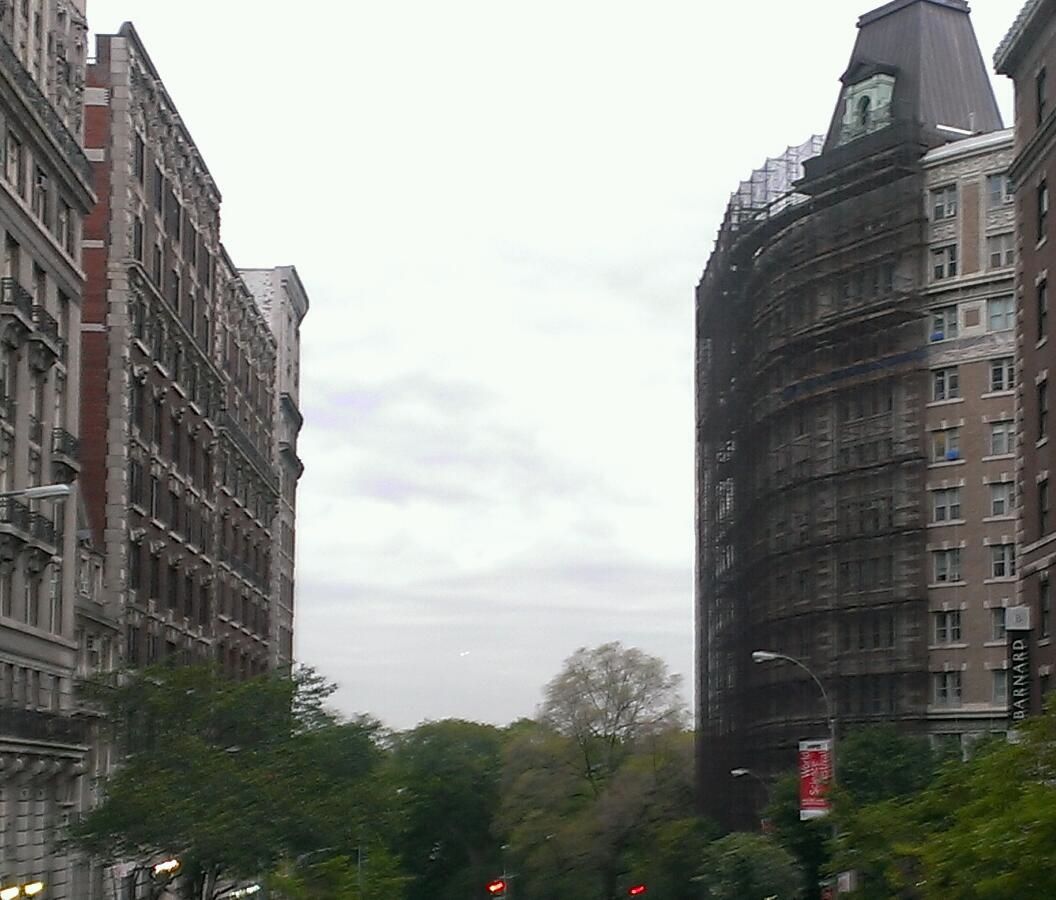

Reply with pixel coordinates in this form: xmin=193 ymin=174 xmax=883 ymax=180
xmin=695 ymin=0 xmax=1011 ymax=827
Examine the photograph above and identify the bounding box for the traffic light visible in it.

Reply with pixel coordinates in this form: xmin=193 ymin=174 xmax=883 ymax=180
xmin=486 ymin=878 xmax=507 ymax=896
xmin=628 ymin=885 xmax=648 ymax=896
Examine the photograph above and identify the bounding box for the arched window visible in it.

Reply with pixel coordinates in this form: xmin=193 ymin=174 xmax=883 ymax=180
xmin=858 ymin=95 xmax=872 ymax=128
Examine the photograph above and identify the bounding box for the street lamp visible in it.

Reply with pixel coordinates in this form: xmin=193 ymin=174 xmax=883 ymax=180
xmin=752 ymin=649 xmax=837 ymax=784
xmin=731 ymin=766 xmax=772 ymax=800
xmin=0 ymin=483 xmax=72 ymax=500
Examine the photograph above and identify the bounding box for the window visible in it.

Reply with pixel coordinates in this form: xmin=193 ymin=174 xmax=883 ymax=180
xmin=990 ymin=357 xmax=1014 ymax=392
xmin=990 ymin=420 xmax=1015 ymax=456
xmin=932 ymin=367 xmax=960 ymax=401
xmin=128 ymin=541 xmax=142 ymax=591
xmin=149 ymin=474 xmax=160 ymax=519
xmin=932 ymin=487 xmax=961 ymax=522
xmin=932 ymin=427 xmax=960 ymax=462
xmin=932 ymin=245 xmax=958 ymax=280
xmin=992 ymin=607 xmax=1007 ymax=642
xmin=933 ymin=548 xmax=962 ymax=583
xmin=1043 ymin=479 xmax=1051 ymax=536
xmin=991 ymin=481 xmax=1015 ymax=516
xmin=991 ymin=543 xmax=1016 ymax=578
xmin=1039 ymin=180 xmax=1049 ymax=242
xmin=1042 ymin=580 xmax=1052 ymax=638
xmin=932 ymin=185 xmax=958 ymax=220
xmin=1041 ymin=381 xmax=1049 ymax=440
xmin=934 ymin=610 xmax=962 ymax=643
xmin=930 ymin=305 xmax=958 ymax=341
xmin=31 ymin=166 xmax=48 ymax=224
xmin=1038 ymin=66 xmax=1048 ymax=127
xmin=133 ymin=216 xmax=144 ymax=262
xmin=4 ymin=130 xmax=23 ymax=194
xmin=987 ymin=173 xmax=1013 ymax=207
xmin=988 ymin=295 xmax=1014 ymax=332
xmin=152 ymin=397 xmax=163 ymax=446
xmin=153 ymin=164 xmax=164 ymax=211
xmin=1039 ymin=280 xmax=1049 ymax=342
xmin=56 ymin=199 xmax=71 ymax=253
xmin=993 ymin=670 xmax=1008 ymax=706
xmin=152 ymin=244 xmax=162 ymax=286
xmin=987 ymin=233 xmax=1015 ymax=269
xmin=133 ymin=133 xmax=145 ymax=184
xmin=933 ymin=671 xmax=962 ymax=707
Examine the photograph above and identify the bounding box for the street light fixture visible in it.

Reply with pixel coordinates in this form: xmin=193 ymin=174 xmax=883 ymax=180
xmin=752 ymin=649 xmax=837 ymax=784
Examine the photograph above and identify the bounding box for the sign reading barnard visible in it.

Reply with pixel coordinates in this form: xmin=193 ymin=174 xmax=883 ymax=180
xmin=1006 ymin=605 xmax=1032 ymax=726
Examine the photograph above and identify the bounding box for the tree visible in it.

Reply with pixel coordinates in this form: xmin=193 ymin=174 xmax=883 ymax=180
xmin=71 ymin=665 xmax=401 ymax=900
xmin=833 ymin=707 xmax=1056 ymax=898
xmin=500 ymin=644 xmax=695 ymax=900
xmin=836 ymin=725 xmax=939 ymax=805
xmin=694 ymin=833 xmax=804 ymax=900
xmin=386 ymin=719 xmax=506 ymax=900
xmin=539 ymin=642 xmax=687 ymax=790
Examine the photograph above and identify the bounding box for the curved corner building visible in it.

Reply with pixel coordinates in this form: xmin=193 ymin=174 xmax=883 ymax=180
xmin=695 ymin=0 xmax=1011 ymax=826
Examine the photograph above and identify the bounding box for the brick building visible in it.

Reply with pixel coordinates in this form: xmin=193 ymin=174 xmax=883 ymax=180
xmin=695 ymin=0 xmax=1009 ymax=826
xmin=0 ymin=0 xmax=103 ymax=896
xmin=81 ymin=23 xmax=290 ymax=678
xmin=996 ymin=0 xmax=1056 ymax=712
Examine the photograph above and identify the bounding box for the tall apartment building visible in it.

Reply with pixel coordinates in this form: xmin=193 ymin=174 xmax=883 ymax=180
xmin=241 ymin=266 xmax=308 ymax=671
xmin=694 ymin=0 xmax=1007 ymax=826
xmin=0 ymin=0 xmax=102 ymax=896
xmin=996 ymin=0 xmax=1056 ymax=715
xmin=82 ymin=23 xmax=284 ymax=677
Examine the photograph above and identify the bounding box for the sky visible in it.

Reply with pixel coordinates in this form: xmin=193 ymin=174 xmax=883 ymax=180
xmin=85 ymin=0 xmax=1017 ymax=729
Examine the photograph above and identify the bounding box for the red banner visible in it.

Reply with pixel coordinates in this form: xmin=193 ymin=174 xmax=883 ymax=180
xmin=799 ymin=739 xmax=832 ymax=820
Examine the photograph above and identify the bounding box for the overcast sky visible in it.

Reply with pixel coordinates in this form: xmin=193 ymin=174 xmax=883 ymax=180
xmin=86 ymin=1 xmax=1016 ymax=729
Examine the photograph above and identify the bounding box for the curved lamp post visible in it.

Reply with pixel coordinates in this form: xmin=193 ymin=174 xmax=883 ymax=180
xmin=752 ymin=649 xmax=837 ymax=785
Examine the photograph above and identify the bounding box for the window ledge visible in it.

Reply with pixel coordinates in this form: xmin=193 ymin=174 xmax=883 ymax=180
xmin=983 ymin=640 xmax=1007 ymax=648
xmin=983 ymin=515 xmax=1016 ymax=523
xmin=930 ymin=459 xmax=966 ymax=468
xmin=1038 ymin=336 xmax=1049 ymax=351
xmin=928 ymin=397 xmax=964 ymax=408
xmin=1038 ymin=437 xmax=1050 ymax=449
xmin=984 ymin=577 xmax=1018 ymax=585
xmin=1037 ymin=235 xmax=1049 ymax=252
xmin=981 ymin=390 xmax=1015 ymax=399
xmin=930 ymin=580 xmax=969 ymax=589
xmin=982 ymin=454 xmax=1015 ymax=462
xmin=929 ymin=643 xmax=969 ymax=650
xmin=929 ymin=519 xmax=965 ymax=527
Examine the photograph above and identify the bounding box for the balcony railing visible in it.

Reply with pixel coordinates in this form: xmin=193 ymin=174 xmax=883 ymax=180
xmin=0 ymin=496 xmax=32 ymax=533
xmin=0 ymin=705 xmax=89 ymax=746
xmin=52 ymin=427 xmax=79 ymax=459
xmin=31 ymin=304 xmax=59 ymax=344
xmin=28 ymin=415 xmax=43 ymax=445
xmin=0 ymin=277 xmax=33 ymax=319
xmin=29 ymin=511 xmax=55 ymax=545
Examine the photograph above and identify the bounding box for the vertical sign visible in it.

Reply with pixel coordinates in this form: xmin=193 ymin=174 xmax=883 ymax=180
xmin=799 ymin=739 xmax=832 ymax=820
xmin=1007 ymin=605 xmax=1032 ymax=727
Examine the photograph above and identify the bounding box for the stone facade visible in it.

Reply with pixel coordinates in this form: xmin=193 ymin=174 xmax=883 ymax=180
xmin=241 ymin=266 xmax=307 ymax=671
xmin=921 ymin=130 xmax=1018 ymax=746
xmin=0 ymin=4 xmax=97 ymax=896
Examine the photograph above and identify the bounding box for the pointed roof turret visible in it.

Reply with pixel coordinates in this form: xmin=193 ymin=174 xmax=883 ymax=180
xmin=820 ymin=0 xmax=1003 ymax=154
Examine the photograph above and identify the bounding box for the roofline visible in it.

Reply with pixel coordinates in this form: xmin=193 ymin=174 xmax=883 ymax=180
xmin=995 ymin=0 xmax=1050 ymax=73
xmin=922 ymin=127 xmax=1014 ymax=165
xmin=240 ymin=265 xmax=311 ymax=319
xmin=858 ymin=0 xmax=969 ymax=28
xmin=99 ymin=22 xmax=222 ymax=206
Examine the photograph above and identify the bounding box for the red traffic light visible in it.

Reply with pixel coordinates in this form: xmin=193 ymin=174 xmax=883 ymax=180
xmin=629 ymin=886 xmax=648 ymax=896
xmin=487 ymin=879 xmax=507 ymax=895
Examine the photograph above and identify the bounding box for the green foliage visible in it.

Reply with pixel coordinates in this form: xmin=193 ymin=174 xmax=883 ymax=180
xmin=765 ymin=773 xmax=829 ymax=900
xmin=71 ymin=665 xmax=400 ymax=900
xmin=386 ymin=719 xmax=507 ymax=900
xmin=834 ymin=709 xmax=1056 ymax=899
xmin=836 ymin=724 xmax=938 ymax=805
xmin=694 ymin=832 xmax=804 ymax=900
xmin=500 ymin=645 xmax=700 ymax=900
